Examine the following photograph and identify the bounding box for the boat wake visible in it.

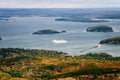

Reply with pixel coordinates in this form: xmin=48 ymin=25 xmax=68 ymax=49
xmin=80 ymin=44 xmax=101 ymax=52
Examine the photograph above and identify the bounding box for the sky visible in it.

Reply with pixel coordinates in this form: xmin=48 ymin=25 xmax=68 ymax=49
xmin=0 ymin=0 xmax=120 ymax=8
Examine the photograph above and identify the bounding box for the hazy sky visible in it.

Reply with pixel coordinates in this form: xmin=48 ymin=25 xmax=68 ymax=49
xmin=0 ymin=0 xmax=120 ymax=8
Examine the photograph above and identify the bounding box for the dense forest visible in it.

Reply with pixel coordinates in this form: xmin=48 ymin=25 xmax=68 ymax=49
xmin=0 ymin=48 xmax=120 ymax=80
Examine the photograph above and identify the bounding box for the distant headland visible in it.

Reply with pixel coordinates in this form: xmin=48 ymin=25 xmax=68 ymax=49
xmin=55 ymin=18 xmax=109 ymax=23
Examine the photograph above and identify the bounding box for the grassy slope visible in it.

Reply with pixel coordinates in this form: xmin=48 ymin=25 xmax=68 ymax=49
xmin=0 ymin=48 xmax=120 ymax=80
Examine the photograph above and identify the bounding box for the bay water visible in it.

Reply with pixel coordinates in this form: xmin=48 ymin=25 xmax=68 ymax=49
xmin=0 ymin=17 xmax=120 ymax=56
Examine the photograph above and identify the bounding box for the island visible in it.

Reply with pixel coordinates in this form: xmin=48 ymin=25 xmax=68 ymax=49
xmin=61 ymin=30 xmax=66 ymax=33
xmin=0 ymin=37 xmax=2 ymax=40
xmin=86 ymin=25 xmax=113 ymax=32
xmin=100 ymin=36 xmax=120 ymax=44
xmin=55 ymin=18 xmax=109 ymax=22
xmin=0 ymin=16 xmax=11 ymax=21
xmin=32 ymin=29 xmax=61 ymax=34
xmin=0 ymin=18 xmax=9 ymax=21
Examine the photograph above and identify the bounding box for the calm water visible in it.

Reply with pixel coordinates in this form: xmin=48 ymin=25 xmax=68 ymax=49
xmin=0 ymin=17 xmax=120 ymax=56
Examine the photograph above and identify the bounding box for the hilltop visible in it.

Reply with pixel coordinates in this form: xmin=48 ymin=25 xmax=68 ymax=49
xmin=0 ymin=48 xmax=120 ymax=80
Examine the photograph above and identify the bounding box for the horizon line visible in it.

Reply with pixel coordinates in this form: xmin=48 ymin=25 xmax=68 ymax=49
xmin=0 ymin=7 xmax=120 ymax=9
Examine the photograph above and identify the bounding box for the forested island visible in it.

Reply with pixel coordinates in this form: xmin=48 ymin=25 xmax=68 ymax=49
xmin=100 ymin=36 xmax=120 ymax=44
xmin=32 ymin=29 xmax=66 ymax=35
xmin=0 ymin=48 xmax=120 ymax=80
xmin=86 ymin=25 xmax=113 ymax=32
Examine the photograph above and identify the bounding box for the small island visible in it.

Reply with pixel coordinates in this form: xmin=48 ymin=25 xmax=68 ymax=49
xmin=0 ymin=37 xmax=2 ymax=40
xmin=61 ymin=30 xmax=66 ymax=33
xmin=86 ymin=25 xmax=113 ymax=32
xmin=32 ymin=29 xmax=61 ymax=34
xmin=33 ymin=29 xmax=66 ymax=35
xmin=0 ymin=16 xmax=11 ymax=21
xmin=99 ymin=37 xmax=120 ymax=44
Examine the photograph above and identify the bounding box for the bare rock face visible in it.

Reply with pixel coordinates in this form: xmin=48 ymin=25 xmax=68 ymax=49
xmin=87 ymin=25 xmax=113 ymax=32
xmin=100 ymin=37 xmax=120 ymax=44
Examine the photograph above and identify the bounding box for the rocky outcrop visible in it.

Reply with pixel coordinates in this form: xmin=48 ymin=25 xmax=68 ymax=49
xmin=87 ymin=25 xmax=113 ymax=32
xmin=32 ymin=29 xmax=66 ymax=34
xmin=99 ymin=37 xmax=120 ymax=44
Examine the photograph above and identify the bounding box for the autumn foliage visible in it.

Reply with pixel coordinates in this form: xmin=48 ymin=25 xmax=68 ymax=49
xmin=0 ymin=48 xmax=120 ymax=80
